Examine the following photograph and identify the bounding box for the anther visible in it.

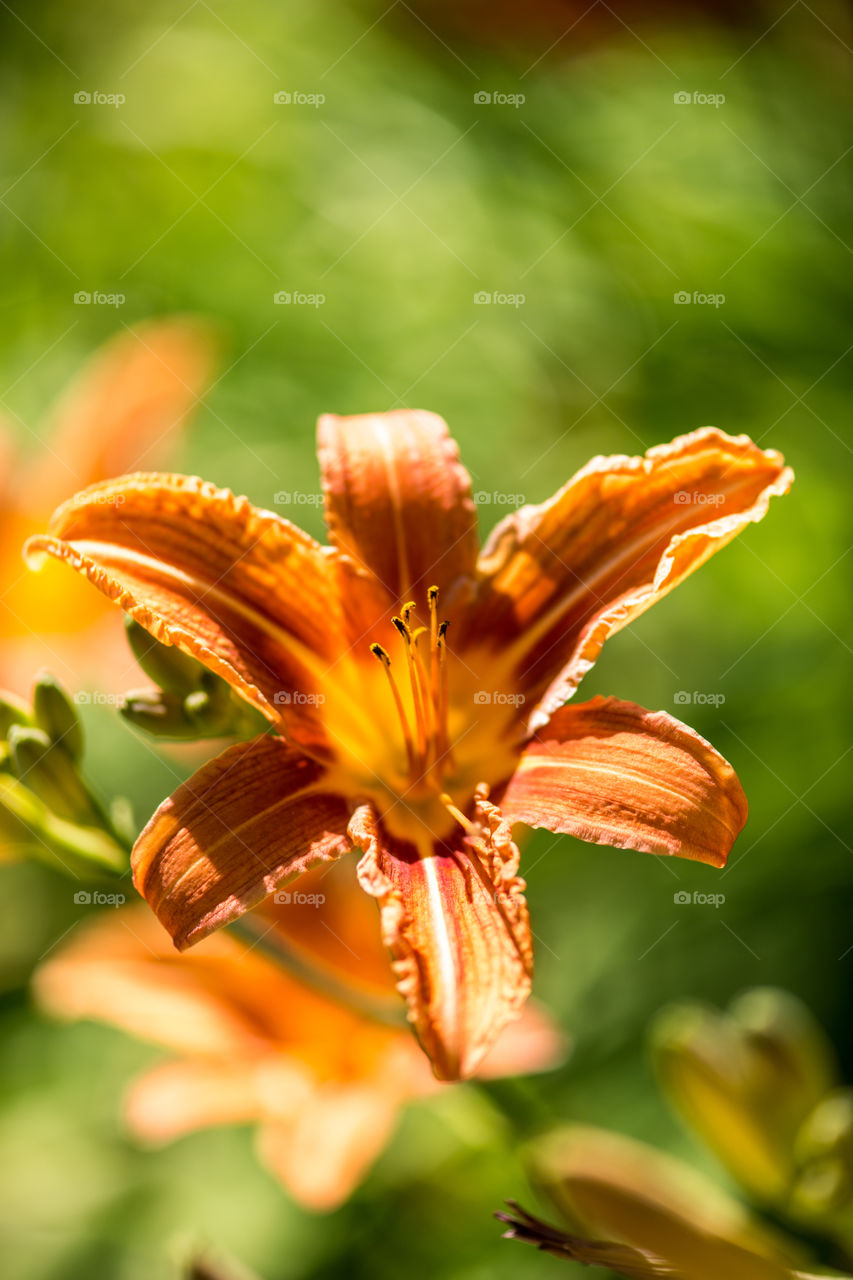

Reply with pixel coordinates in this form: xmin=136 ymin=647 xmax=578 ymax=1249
xmin=370 ymin=643 xmax=391 ymax=666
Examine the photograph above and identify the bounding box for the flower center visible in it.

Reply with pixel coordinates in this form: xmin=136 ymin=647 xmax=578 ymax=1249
xmin=319 ymin=587 xmax=522 ymax=844
xmin=368 ymin=585 xmax=453 ymax=794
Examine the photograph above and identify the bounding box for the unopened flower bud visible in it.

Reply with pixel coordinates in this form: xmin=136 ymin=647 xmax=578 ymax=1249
xmin=791 ymin=1090 xmax=853 ymax=1220
xmin=124 ymin=619 xmax=205 ymax=695
xmin=0 ymin=690 xmax=32 ymax=737
xmin=650 ymin=989 xmax=836 ymax=1206
xmin=7 ymin=725 xmax=99 ymax=824
xmin=32 ymin=671 xmax=84 ymax=761
xmin=119 ymin=689 xmax=201 ymax=739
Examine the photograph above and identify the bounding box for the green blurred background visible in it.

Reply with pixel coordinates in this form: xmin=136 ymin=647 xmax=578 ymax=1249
xmin=1 ymin=1 xmax=851 ymax=1276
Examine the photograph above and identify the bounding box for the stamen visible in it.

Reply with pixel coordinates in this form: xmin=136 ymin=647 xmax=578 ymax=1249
xmin=427 ymin=585 xmax=440 ymax=730
xmin=440 ymin=792 xmax=478 ymax=837
xmin=436 ymin=620 xmax=452 ymax=766
xmin=368 ymin=591 xmax=455 ymax=788
xmin=371 ymin=641 xmax=416 ymax=775
xmin=392 ymin=615 xmax=430 ymax=765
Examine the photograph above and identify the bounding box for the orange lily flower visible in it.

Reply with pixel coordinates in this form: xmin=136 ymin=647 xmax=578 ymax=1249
xmin=34 ymin=857 xmax=566 ymax=1211
xmin=0 ymin=318 xmax=214 ymax=693
xmin=25 ymin=412 xmax=792 ymax=1078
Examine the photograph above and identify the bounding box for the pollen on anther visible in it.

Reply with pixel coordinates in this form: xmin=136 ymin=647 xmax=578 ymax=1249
xmin=391 ymin=616 xmax=410 ymax=642
xmin=369 ymin=642 xmax=391 ymax=666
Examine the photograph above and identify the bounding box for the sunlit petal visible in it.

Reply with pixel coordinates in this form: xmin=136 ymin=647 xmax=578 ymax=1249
xmin=350 ymin=796 xmax=532 ymax=1081
xmin=132 ymin=733 xmax=351 ymax=948
xmin=502 ymin=696 xmax=747 ymax=867
xmin=318 ymin=409 xmax=479 ymax=607
xmin=467 ymin=428 xmax=792 ymax=730
xmin=25 ymin=474 xmax=347 ymax=752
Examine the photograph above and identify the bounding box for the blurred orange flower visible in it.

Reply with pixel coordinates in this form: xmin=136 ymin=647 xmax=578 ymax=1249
xmin=34 ymin=857 xmax=567 ymax=1212
xmin=26 ymin=412 xmax=791 ymax=1079
xmin=0 ymin=319 xmax=215 ymax=693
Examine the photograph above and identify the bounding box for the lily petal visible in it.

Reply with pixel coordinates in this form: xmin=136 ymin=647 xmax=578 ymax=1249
xmin=501 ymin=696 xmax=747 ymax=867
xmin=25 ymin=474 xmax=346 ymax=752
xmin=126 ymin=1056 xmax=310 ymax=1144
xmin=478 ymin=1000 xmax=570 ymax=1079
xmin=317 ymin=410 xmax=479 ymax=606
xmin=350 ymin=796 xmax=533 ymax=1081
xmin=467 ymin=429 xmax=792 ymax=731
xmin=33 ymin=902 xmax=331 ymax=1057
xmin=257 ymin=1083 xmax=401 ymax=1212
xmin=132 ymin=733 xmax=351 ymax=949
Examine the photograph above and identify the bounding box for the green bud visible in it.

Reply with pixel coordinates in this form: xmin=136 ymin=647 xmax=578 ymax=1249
xmin=652 ymin=1002 xmax=787 ymax=1203
xmin=650 ymin=989 xmax=836 ymax=1207
xmin=184 ymin=679 xmax=233 ymax=736
xmin=0 ymin=774 xmax=127 ymax=877
xmin=119 ymin=689 xmax=202 ymax=739
xmin=728 ymin=988 xmax=836 ymax=1119
xmin=525 ymin=1125 xmax=797 ymax=1280
xmin=32 ymin=671 xmax=84 ymax=761
xmin=791 ymin=1090 xmax=853 ymax=1220
xmin=7 ymin=725 xmax=99 ymax=825
xmin=109 ymin=795 xmax=136 ymax=847
xmin=0 ymin=690 xmax=32 ymax=736
xmin=124 ymin=619 xmax=205 ymax=695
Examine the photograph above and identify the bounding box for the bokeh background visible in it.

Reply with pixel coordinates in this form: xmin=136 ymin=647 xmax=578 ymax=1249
xmin=1 ymin=1 xmax=851 ymax=1277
